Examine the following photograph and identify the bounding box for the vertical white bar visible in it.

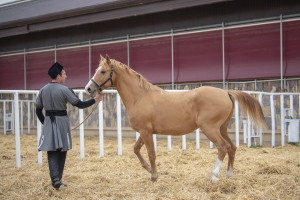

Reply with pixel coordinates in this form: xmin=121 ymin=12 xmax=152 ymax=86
xmin=117 ymin=94 xmax=122 ymax=156
xmin=14 ymin=92 xmax=21 ymax=168
xmin=89 ymin=40 xmax=91 ymax=79
xmin=196 ymin=129 xmax=200 ymax=150
xmin=235 ymin=100 xmax=239 ymax=147
xmin=280 ymin=94 xmax=285 ymax=146
xmin=247 ymin=117 xmax=251 ymax=148
xmin=222 ymin=22 xmax=226 ymax=89
xmin=153 ymin=134 xmax=157 ymax=152
xmin=12 ymin=101 xmax=14 ymax=134
xmin=270 ymin=94 xmax=275 ymax=147
xmin=280 ymin=14 xmax=283 ymax=90
xmin=37 ymin=119 xmax=42 ymax=165
xmin=290 ymin=94 xmax=293 ymax=118
xmin=79 ymin=92 xmax=84 ymax=160
xmin=24 ymin=49 xmax=26 ymax=90
xmin=182 ymin=135 xmax=186 ymax=151
xmin=3 ymin=101 xmax=6 ymax=135
xmin=243 ymin=120 xmax=247 ymax=143
xmin=99 ymin=100 xmax=104 ymax=158
xmin=167 ymin=135 xmax=171 ymax=151
xmin=27 ymin=101 xmax=30 ymax=134
xmin=171 ymin=29 xmax=174 ymax=90
xmin=299 ymin=95 xmax=300 ymax=119
xmin=210 ymin=141 xmax=214 ymax=149
xmin=136 ymin=132 xmax=140 ymax=141
xmin=20 ymin=101 xmax=23 ymax=134
xmin=258 ymin=94 xmax=263 ymax=146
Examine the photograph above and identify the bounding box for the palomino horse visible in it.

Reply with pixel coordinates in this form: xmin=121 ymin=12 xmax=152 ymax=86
xmin=85 ymin=55 xmax=267 ymax=182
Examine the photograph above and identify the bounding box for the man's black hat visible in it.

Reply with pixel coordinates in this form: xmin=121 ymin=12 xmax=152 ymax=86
xmin=48 ymin=62 xmax=64 ymax=79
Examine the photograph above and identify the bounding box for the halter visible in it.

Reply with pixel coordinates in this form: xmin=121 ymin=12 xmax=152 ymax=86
xmin=90 ymin=65 xmax=114 ymax=92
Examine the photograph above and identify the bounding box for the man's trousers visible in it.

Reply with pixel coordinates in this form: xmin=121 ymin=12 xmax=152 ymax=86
xmin=47 ymin=150 xmax=67 ymax=184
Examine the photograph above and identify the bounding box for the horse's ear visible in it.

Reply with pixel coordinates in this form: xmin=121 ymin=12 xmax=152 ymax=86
xmin=100 ymin=54 xmax=104 ymax=60
xmin=105 ymin=54 xmax=111 ymax=65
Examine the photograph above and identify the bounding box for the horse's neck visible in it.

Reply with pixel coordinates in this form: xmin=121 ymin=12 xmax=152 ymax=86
xmin=113 ymin=62 xmax=149 ymax=108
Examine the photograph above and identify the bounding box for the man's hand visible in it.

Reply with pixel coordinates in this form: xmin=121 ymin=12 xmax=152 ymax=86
xmin=94 ymin=93 xmax=103 ymax=102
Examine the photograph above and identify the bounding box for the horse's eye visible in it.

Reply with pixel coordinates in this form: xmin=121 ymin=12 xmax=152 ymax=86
xmin=101 ymin=70 xmax=106 ymax=74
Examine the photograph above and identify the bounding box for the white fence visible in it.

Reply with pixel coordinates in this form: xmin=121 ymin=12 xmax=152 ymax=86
xmin=0 ymin=89 xmax=300 ymax=168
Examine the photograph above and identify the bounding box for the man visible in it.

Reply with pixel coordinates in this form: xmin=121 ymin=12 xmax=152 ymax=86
xmin=36 ymin=62 xmax=102 ymax=189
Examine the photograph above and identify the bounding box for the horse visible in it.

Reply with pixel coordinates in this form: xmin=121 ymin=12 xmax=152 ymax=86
xmin=85 ymin=54 xmax=267 ymax=182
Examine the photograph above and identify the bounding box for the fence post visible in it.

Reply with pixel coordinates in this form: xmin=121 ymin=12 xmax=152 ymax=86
xmin=14 ymin=92 xmax=21 ymax=168
xmin=79 ymin=92 xmax=84 ymax=160
xmin=3 ymin=101 xmax=6 ymax=135
xmin=99 ymin=100 xmax=104 ymax=158
xmin=235 ymin=100 xmax=239 ymax=147
xmin=20 ymin=101 xmax=23 ymax=134
xmin=117 ymin=93 xmax=122 ymax=156
xmin=168 ymin=135 xmax=171 ymax=151
xmin=280 ymin=94 xmax=285 ymax=146
xmin=270 ymin=94 xmax=275 ymax=147
xmin=247 ymin=115 xmax=251 ymax=148
xmin=27 ymin=101 xmax=30 ymax=134
xmin=258 ymin=93 xmax=263 ymax=146
xmin=196 ymin=129 xmax=200 ymax=150
xmin=182 ymin=135 xmax=186 ymax=151
xmin=153 ymin=134 xmax=157 ymax=152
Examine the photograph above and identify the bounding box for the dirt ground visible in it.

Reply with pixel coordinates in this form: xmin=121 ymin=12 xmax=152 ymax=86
xmin=0 ymin=134 xmax=300 ymax=200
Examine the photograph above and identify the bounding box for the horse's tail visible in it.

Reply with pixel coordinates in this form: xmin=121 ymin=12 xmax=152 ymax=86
xmin=228 ymin=90 xmax=267 ymax=130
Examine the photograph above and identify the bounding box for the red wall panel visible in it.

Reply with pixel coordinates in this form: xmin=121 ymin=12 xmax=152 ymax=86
xmin=91 ymin=42 xmax=127 ymax=77
xmin=283 ymin=20 xmax=300 ymax=77
xmin=26 ymin=51 xmax=55 ymax=90
xmin=225 ymin=23 xmax=281 ymax=80
xmin=130 ymin=37 xmax=172 ymax=84
xmin=56 ymin=47 xmax=89 ymax=88
xmin=174 ymin=30 xmax=223 ymax=83
xmin=0 ymin=55 xmax=24 ymax=90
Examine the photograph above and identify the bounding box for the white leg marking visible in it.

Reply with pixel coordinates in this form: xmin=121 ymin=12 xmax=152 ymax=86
xmin=211 ymin=158 xmax=222 ymax=182
xmin=227 ymin=165 xmax=233 ymax=178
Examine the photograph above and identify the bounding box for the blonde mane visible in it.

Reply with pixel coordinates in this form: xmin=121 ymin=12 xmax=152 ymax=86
xmin=111 ymin=59 xmax=162 ymax=91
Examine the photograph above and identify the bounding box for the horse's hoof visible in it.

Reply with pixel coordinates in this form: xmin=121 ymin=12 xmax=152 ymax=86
xmin=226 ymin=167 xmax=233 ymax=178
xmin=226 ymin=171 xmax=233 ymax=178
xmin=211 ymin=175 xmax=219 ymax=183
xmin=151 ymin=174 xmax=158 ymax=182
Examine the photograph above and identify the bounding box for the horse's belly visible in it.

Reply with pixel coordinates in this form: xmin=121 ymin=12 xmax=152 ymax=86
xmin=153 ymin=118 xmax=197 ymax=136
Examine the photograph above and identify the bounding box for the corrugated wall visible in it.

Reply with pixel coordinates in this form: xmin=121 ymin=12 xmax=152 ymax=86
xmin=0 ymin=20 xmax=299 ymax=90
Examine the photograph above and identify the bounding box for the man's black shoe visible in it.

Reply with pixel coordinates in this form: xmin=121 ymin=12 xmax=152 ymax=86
xmin=53 ymin=181 xmax=62 ymax=189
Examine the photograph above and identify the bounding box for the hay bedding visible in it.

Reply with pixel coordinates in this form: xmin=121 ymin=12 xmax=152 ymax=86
xmin=0 ymin=134 xmax=299 ymax=200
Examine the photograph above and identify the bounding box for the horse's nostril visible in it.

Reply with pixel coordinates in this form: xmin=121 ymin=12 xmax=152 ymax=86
xmin=87 ymin=88 xmax=91 ymax=93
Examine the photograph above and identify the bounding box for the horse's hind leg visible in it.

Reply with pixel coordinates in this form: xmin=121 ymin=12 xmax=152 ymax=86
xmin=220 ymin=108 xmax=237 ymax=178
xmin=220 ymin=123 xmax=237 ymax=178
xmin=134 ymin=136 xmax=151 ymax=173
xmin=201 ymin=126 xmax=231 ymax=182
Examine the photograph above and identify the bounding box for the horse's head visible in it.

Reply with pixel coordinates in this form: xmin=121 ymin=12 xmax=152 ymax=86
xmin=85 ymin=54 xmax=114 ymax=96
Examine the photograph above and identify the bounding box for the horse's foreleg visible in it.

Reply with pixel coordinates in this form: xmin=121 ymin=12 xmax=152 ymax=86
xmin=140 ymin=133 xmax=158 ymax=182
xmin=134 ymin=136 xmax=151 ymax=173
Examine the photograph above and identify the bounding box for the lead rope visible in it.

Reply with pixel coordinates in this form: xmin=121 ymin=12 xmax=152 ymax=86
xmin=71 ymin=102 xmax=99 ymax=130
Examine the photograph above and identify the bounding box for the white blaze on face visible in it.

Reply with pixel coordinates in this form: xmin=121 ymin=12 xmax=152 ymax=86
xmin=85 ymin=66 xmax=102 ymax=91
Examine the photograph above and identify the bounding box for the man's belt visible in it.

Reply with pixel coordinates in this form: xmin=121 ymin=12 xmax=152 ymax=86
xmin=46 ymin=110 xmax=67 ymax=122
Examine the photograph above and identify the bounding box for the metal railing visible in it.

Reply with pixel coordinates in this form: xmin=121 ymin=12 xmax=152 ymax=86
xmin=1 ymin=89 xmax=299 ymax=168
